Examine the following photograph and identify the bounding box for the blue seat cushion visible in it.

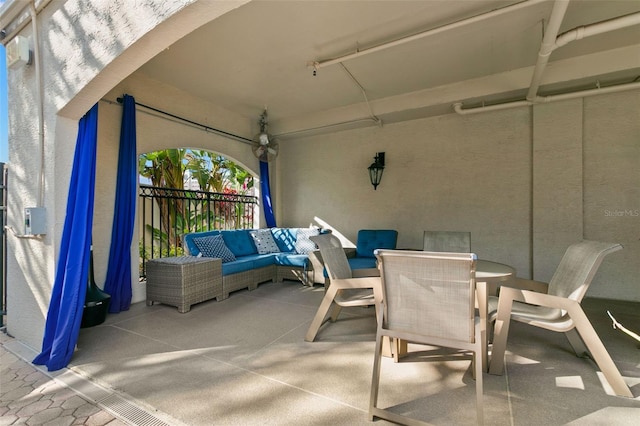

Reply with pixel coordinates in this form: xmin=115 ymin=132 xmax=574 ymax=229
xmin=348 ymin=257 xmax=377 ymax=270
xmin=274 ymin=253 xmax=309 ymax=268
xmin=221 ymin=257 xmax=256 ymax=275
xmin=251 ymin=253 xmax=278 ymax=269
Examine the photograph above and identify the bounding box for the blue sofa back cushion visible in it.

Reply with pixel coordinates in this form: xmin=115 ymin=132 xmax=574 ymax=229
xmin=271 ymin=228 xmax=297 ymax=252
xmin=184 ymin=229 xmax=258 ymax=258
xmin=356 ymin=229 xmax=398 ymax=258
xmin=193 ymin=234 xmax=237 ymax=263
xmin=221 ymin=229 xmax=258 ymax=257
xmin=184 ymin=230 xmax=221 ymax=256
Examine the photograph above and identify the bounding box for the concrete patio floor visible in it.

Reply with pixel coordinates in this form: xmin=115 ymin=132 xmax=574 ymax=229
xmin=2 ymin=279 xmax=639 ymax=425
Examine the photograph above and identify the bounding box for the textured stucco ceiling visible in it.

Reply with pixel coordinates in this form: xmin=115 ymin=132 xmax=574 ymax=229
xmin=138 ymin=0 xmax=640 ymax=136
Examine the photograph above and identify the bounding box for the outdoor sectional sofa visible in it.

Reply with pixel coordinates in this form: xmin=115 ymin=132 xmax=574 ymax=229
xmin=183 ymin=227 xmax=326 ymax=299
xmin=179 ymin=227 xmax=399 ymax=301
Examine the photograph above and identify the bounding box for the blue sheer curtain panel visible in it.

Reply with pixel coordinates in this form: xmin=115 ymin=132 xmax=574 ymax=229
xmin=33 ymin=103 xmax=99 ymax=371
xmin=104 ymin=94 xmax=137 ymax=312
xmin=260 ymin=160 xmax=276 ymax=227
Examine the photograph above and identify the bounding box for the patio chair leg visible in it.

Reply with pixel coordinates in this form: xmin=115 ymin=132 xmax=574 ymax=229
xmin=369 ymin=305 xmax=385 ymax=421
xmin=564 ymin=328 xmax=589 ymax=358
xmin=488 ymin=292 xmax=514 ymax=375
xmin=329 ymin=304 xmax=342 ymax=322
xmin=476 ymin=280 xmax=489 ymax=371
xmin=568 ymin=305 xmax=633 ymax=397
xmin=305 ymin=285 xmax=339 ymax=342
xmin=474 ymin=323 xmax=484 ymax=426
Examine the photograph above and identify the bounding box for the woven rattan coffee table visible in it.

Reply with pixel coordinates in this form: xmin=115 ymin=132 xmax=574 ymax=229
xmin=146 ymin=256 xmax=222 ymax=313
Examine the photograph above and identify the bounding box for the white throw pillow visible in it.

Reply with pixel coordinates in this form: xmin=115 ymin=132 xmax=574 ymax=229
xmin=249 ymin=229 xmax=280 ymax=254
xmin=294 ymin=228 xmax=320 ymax=254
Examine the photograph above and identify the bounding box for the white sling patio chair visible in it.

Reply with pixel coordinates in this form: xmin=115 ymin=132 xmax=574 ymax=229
xmin=304 ymin=233 xmax=382 ymax=342
xmin=488 ymin=240 xmax=633 ymax=398
xmin=423 ymin=231 xmax=471 ymax=253
xmin=370 ymin=250 xmax=484 ymax=425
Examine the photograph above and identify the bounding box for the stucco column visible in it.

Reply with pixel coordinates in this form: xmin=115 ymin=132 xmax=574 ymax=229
xmin=532 ymin=99 xmax=584 ymax=281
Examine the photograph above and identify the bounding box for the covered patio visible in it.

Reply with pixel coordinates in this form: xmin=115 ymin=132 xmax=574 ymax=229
xmin=2 ymin=2 xmax=639 ymax=423
xmin=17 ymin=281 xmax=640 ymax=425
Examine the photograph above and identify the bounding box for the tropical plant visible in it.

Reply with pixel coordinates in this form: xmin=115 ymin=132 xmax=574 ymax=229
xmin=138 ymin=149 xmax=255 ymax=270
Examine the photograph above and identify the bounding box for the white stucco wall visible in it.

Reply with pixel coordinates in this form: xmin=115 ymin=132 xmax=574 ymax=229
xmin=277 ymin=91 xmax=640 ymax=301
xmin=6 ymin=0 xmax=250 ymax=349
xmin=582 ymin=92 xmax=640 ymax=299
xmin=277 ymin=107 xmax=532 ymax=275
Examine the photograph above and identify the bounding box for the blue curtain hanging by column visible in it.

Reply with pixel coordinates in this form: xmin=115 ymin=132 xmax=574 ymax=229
xmin=33 ymin=103 xmax=99 ymax=371
xmin=103 ymin=94 xmax=137 ymax=313
xmin=260 ymin=160 xmax=276 ymax=227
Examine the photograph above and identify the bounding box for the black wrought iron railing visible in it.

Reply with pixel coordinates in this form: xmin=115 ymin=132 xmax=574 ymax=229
xmin=138 ymin=185 xmax=257 ymax=279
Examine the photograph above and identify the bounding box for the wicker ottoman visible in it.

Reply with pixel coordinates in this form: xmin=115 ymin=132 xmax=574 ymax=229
xmin=146 ymin=256 xmax=222 ymax=313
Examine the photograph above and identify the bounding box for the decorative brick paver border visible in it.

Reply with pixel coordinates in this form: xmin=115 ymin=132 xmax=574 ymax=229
xmin=0 ymin=334 xmax=128 ymax=426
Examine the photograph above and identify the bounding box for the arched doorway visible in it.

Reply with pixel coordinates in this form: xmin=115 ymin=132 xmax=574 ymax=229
xmin=137 ymin=148 xmax=259 ymax=281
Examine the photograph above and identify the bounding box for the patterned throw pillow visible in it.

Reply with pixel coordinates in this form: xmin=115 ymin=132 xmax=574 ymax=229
xmin=193 ymin=234 xmax=236 ymax=263
xmin=249 ymin=229 xmax=280 ymax=254
xmin=294 ymin=228 xmax=320 ymax=254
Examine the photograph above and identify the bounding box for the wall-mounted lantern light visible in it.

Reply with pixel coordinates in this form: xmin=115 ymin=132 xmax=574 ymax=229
xmin=368 ymin=152 xmax=385 ymax=190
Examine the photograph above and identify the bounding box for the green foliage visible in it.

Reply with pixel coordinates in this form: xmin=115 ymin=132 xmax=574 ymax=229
xmin=138 ymin=241 xmax=185 ymax=277
xmin=138 ymin=148 xmax=255 ymax=276
xmin=140 ymin=149 xmax=254 ymax=195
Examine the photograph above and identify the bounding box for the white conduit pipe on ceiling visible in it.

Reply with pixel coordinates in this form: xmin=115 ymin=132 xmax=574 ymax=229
xmin=533 ymin=81 xmax=640 ymax=103
xmin=453 ymin=81 xmax=640 ymax=115
xmin=455 ymin=4 xmax=640 ymax=115
xmin=526 ymin=0 xmax=571 ymax=101
xmin=453 ymin=100 xmax=532 ymax=115
xmin=555 ymin=11 xmax=640 ymax=48
xmin=310 ymin=0 xmax=549 ymax=70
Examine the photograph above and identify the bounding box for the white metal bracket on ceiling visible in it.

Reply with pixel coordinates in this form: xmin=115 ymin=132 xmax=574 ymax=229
xmin=455 ymin=0 xmax=640 ymax=115
xmin=338 ymin=63 xmax=382 ymax=127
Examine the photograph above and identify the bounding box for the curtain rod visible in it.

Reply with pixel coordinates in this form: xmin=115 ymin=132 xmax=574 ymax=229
xmin=114 ymin=97 xmax=254 ymax=145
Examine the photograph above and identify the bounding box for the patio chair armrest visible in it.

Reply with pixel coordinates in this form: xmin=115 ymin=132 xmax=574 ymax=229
xmin=498 ymin=287 xmax=579 ymax=311
xmin=334 ymin=276 xmax=383 ymax=304
xmin=501 ymin=277 xmax=549 ymax=294
xmin=352 ymin=268 xmax=380 ymax=278
xmin=344 ymin=247 xmax=356 ymax=258
xmin=333 ymin=276 xmax=381 ymax=290
xmin=490 ymin=287 xmax=582 ymax=376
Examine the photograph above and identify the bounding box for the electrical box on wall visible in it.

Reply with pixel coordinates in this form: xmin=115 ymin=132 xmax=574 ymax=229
xmin=6 ymin=35 xmax=32 ymax=69
xmin=25 ymin=207 xmax=46 ymax=235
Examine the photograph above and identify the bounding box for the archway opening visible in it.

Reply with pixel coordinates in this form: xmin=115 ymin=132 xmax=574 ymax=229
xmin=137 ymin=148 xmax=258 ymax=280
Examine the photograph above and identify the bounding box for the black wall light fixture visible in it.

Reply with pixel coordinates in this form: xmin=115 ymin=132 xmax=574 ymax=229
xmin=368 ymin=152 xmax=385 ymax=190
